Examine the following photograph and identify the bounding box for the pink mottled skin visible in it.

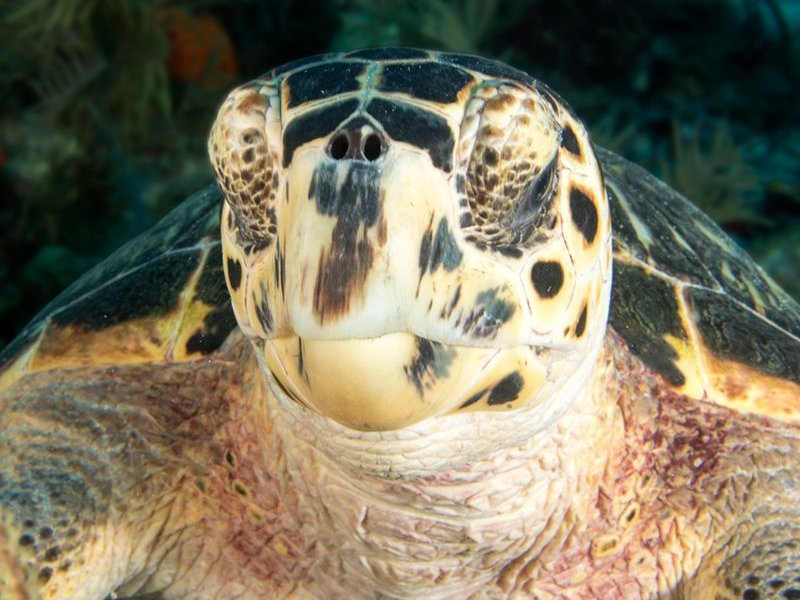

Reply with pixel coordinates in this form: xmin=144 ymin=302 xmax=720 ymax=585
xmin=4 ymin=330 xmax=798 ymax=600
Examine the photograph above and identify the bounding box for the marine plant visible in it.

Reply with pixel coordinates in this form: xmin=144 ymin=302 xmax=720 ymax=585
xmin=659 ymin=120 xmax=765 ymax=227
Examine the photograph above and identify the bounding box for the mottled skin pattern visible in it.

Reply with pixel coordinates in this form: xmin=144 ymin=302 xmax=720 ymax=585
xmin=0 ymin=50 xmax=799 ymax=600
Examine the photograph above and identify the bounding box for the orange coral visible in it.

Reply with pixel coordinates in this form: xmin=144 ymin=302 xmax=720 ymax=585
xmin=159 ymin=7 xmax=239 ymax=89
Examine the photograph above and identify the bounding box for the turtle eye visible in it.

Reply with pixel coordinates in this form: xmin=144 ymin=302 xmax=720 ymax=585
xmin=458 ymin=84 xmax=562 ymax=249
xmin=209 ymin=83 xmax=279 ymax=253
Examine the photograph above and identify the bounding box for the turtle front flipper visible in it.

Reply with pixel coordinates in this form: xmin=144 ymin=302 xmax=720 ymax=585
xmin=0 ymin=335 xmax=295 ymax=600
xmin=684 ymin=480 xmax=800 ymax=600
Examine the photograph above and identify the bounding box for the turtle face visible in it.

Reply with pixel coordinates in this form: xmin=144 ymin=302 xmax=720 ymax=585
xmin=209 ymin=54 xmax=611 ymax=433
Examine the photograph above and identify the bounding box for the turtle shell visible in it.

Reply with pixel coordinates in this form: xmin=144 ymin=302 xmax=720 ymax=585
xmin=602 ymin=147 xmax=800 ymax=418
xmin=0 ymin=185 xmax=237 ymax=393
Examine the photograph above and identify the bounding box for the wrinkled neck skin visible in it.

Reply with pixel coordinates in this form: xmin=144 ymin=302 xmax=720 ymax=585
xmin=254 ymin=332 xmax=618 ymax=599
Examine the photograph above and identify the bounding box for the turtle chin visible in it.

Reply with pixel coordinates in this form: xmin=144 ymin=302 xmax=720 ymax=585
xmin=258 ymin=332 xmax=548 ymax=431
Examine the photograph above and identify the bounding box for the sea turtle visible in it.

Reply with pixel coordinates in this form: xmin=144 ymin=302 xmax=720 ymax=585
xmin=0 ymin=48 xmax=799 ymax=600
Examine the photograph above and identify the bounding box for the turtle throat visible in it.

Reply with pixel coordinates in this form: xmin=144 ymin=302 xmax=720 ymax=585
xmin=258 ymin=342 xmax=617 ymax=598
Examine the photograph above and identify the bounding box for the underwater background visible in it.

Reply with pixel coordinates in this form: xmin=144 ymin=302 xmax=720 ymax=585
xmin=0 ymin=0 xmax=798 ymax=350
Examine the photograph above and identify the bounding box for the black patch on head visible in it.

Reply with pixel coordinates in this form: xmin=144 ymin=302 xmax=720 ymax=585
xmin=439 ymin=53 xmax=534 ymax=85
xmin=561 ymin=124 xmax=582 ymax=158
xmin=346 ymin=47 xmax=430 ymax=60
xmin=689 ymin=287 xmax=800 ymax=384
xmin=310 ymin=161 xmax=381 ymax=226
xmin=459 ymin=388 xmax=487 ymax=409
xmin=379 ymin=62 xmax=473 ymax=104
xmin=310 ymin=162 xmax=382 ymax=321
xmin=286 ymin=62 xmax=365 ymax=108
xmin=226 ymin=257 xmax=242 ymax=290
xmin=283 ymin=99 xmax=359 ymax=167
xmin=53 ymin=251 xmax=201 ymax=330
xmin=530 ymin=261 xmax=564 ymax=298
xmin=430 ymin=218 xmax=463 ymax=272
xmin=404 ymin=337 xmax=455 ymax=394
xmin=255 ymin=284 xmax=274 ymax=333
xmin=461 ymin=288 xmax=515 ymax=339
xmin=366 ymin=98 xmax=454 ymax=171
xmin=575 ymin=305 xmax=588 ymax=337
xmin=487 ymin=372 xmax=524 ymax=405
xmin=418 ymin=224 xmax=432 ymax=279
xmin=569 ymin=187 xmax=598 ymax=244
xmin=608 ymin=263 xmax=687 ymax=386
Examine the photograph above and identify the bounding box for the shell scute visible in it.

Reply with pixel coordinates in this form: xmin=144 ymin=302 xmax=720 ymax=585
xmin=603 ymin=147 xmax=800 ymax=418
xmin=0 ymin=185 xmax=236 ymax=392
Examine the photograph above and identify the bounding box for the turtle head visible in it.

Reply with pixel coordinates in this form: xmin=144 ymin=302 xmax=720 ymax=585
xmin=209 ymin=55 xmax=611 ymax=444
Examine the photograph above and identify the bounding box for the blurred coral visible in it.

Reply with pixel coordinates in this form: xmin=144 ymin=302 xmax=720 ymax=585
xmin=159 ymin=7 xmax=239 ymax=90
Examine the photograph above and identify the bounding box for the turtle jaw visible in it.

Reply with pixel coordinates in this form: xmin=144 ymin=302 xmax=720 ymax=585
xmin=259 ymin=333 xmax=551 ymax=431
xmin=254 ymin=326 xmax=605 ymax=478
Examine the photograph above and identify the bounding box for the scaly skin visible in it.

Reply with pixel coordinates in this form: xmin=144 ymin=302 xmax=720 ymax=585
xmin=2 ymin=330 xmax=799 ymax=599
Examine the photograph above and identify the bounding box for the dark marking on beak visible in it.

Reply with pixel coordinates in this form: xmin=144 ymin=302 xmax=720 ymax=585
xmin=404 ymin=337 xmax=456 ymax=395
xmin=487 ymin=372 xmax=523 ymax=405
xmin=459 ymin=388 xmax=487 ymax=409
xmin=269 ymin=368 xmax=306 ymax=407
xmin=310 ymin=162 xmax=383 ymax=322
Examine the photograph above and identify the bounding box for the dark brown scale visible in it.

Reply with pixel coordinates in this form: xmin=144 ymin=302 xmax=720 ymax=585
xmin=530 ymin=261 xmax=564 ymax=298
xmin=575 ymin=305 xmax=588 ymax=337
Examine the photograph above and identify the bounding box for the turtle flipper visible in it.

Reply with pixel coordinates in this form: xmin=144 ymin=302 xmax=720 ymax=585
xmin=0 ymin=334 xmax=263 ymax=599
xmin=688 ymin=521 xmax=800 ymax=600
xmin=0 ymin=369 xmax=186 ymax=599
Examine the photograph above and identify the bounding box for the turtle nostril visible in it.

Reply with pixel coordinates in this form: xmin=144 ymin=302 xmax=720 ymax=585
xmin=330 ymin=133 xmax=349 ymax=160
xmin=363 ymin=133 xmax=383 ymax=161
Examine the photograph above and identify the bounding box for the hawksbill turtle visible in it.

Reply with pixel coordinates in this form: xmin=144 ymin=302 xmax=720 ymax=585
xmin=1 ymin=48 xmax=799 ymax=600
